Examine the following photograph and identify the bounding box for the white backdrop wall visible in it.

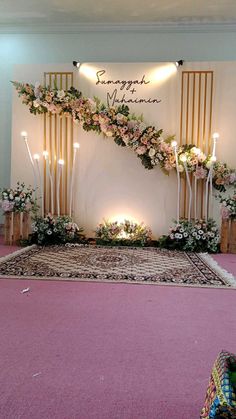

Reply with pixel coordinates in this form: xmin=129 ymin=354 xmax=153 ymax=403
xmin=11 ymin=62 xmax=236 ymax=237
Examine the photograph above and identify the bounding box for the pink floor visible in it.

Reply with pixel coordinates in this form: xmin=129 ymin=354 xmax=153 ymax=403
xmin=0 ymin=241 xmax=236 ymax=419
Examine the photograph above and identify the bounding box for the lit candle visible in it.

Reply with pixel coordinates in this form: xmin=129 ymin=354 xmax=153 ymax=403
xmin=171 ymin=140 xmax=180 ymax=223
xmin=33 ymin=154 xmax=44 ymax=217
xmin=43 ymin=150 xmax=54 ymax=215
xmin=21 ymin=131 xmax=37 ymax=194
xmin=69 ymin=142 xmax=80 ymax=217
xmin=57 ymin=159 xmax=64 ymax=216
xmin=180 ymin=154 xmax=192 ymax=221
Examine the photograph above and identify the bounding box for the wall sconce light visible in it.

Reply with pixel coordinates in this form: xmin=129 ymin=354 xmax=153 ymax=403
xmin=175 ymin=60 xmax=184 ymax=67
xmin=73 ymin=61 xmax=81 ymax=69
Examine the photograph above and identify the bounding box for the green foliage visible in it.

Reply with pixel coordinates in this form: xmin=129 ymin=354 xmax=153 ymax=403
xmin=114 ymin=136 xmax=126 ymax=147
xmin=31 ymin=214 xmax=85 ymax=246
xmin=158 ymin=218 xmax=220 ymax=253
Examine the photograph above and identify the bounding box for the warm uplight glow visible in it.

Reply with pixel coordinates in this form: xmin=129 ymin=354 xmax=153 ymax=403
xmin=58 ymin=159 xmax=65 ymax=166
xmin=171 ymin=140 xmax=177 ymax=148
xmin=149 ymin=63 xmax=177 ymax=85
xmin=212 ymin=132 xmax=220 ymax=140
xmin=73 ymin=142 xmax=80 ymax=149
xmin=43 ymin=150 xmax=49 ymax=159
xmin=109 ymin=214 xmax=138 ymax=224
xmin=21 ymin=131 xmax=28 ymax=138
xmin=117 ymin=230 xmax=129 ymax=239
xmin=79 ymin=64 xmax=100 ymax=81
xmin=33 ymin=154 xmax=40 ymax=160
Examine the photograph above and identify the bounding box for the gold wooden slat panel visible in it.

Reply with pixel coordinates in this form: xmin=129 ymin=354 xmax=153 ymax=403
xmin=179 ymin=71 xmax=214 ymax=219
xmin=43 ymin=72 xmax=74 ymax=216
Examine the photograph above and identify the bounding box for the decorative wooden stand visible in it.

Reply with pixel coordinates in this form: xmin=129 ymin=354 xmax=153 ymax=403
xmin=4 ymin=212 xmax=31 ymax=245
xmin=220 ymin=218 xmax=236 ymax=253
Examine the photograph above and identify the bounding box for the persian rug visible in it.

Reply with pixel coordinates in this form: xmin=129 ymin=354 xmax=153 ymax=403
xmin=0 ymin=245 xmax=235 ymax=288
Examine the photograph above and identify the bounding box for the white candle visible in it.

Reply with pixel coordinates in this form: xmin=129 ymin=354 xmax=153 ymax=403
xmin=57 ymin=159 xmax=64 ymax=216
xmin=34 ymin=154 xmax=44 ymax=217
xmin=69 ymin=142 xmax=80 ymax=218
xmin=171 ymin=140 xmax=180 ymax=223
xmin=43 ymin=151 xmax=54 ymax=215
xmin=21 ymin=131 xmax=37 ymax=194
xmin=180 ymin=154 xmax=192 ymax=221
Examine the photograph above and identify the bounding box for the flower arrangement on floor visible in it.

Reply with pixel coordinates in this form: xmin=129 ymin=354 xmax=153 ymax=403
xmin=12 ymin=81 xmax=236 ymax=191
xmin=95 ymin=219 xmax=152 ymax=246
xmin=159 ymin=219 xmax=220 ymax=253
xmin=31 ymin=214 xmax=84 ymax=245
xmin=0 ymin=182 xmax=37 ymax=213
xmin=218 ymin=191 xmax=236 ymax=219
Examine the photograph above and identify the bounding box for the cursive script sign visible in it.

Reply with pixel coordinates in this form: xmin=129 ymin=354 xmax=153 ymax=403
xmin=95 ymin=69 xmax=161 ymax=107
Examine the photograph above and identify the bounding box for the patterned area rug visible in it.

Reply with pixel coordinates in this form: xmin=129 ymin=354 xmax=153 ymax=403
xmin=0 ymin=245 xmax=235 ymax=288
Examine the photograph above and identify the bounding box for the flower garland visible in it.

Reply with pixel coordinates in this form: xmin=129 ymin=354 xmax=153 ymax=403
xmin=12 ymin=81 xmax=236 ymax=191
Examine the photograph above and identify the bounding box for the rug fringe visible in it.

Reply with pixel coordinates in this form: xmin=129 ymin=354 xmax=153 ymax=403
xmin=199 ymin=253 xmax=236 ymax=287
xmin=0 ymin=245 xmax=36 ymax=263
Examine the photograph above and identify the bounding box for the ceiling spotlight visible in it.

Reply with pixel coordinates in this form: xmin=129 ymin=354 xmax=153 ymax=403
xmin=73 ymin=61 xmax=81 ymax=69
xmin=175 ymin=60 xmax=184 ymax=67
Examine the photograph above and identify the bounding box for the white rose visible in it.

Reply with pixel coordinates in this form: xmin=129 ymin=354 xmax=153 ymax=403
xmin=33 ymin=99 xmax=41 ymax=108
xmin=178 ymin=165 xmax=184 ymax=173
xmin=57 ymin=90 xmax=65 ymax=100
xmin=149 ymin=148 xmax=156 ymax=158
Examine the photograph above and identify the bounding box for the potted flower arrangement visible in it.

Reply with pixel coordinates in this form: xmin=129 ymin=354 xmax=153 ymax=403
xmin=218 ymin=191 xmax=236 ymax=253
xmin=0 ymin=182 xmax=37 ymax=244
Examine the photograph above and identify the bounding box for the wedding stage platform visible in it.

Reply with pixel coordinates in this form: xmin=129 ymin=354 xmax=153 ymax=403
xmin=0 ymin=244 xmax=235 ymax=288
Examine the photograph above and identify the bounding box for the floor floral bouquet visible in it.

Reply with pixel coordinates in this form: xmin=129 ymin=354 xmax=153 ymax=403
xmin=31 ymin=214 xmax=84 ymax=245
xmin=95 ymin=219 xmax=152 ymax=246
xmin=159 ymin=218 xmax=220 ymax=253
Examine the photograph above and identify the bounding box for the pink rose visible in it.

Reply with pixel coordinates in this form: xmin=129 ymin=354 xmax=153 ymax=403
xmin=221 ymin=206 xmax=230 ymax=219
xmin=136 ymin=146 xmax=147 ymax=155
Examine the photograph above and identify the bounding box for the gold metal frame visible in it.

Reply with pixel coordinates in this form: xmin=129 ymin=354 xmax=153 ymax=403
xmin=43 ymin=72 xmax=74 ymax=215
xmin=179 ymin=71 xmax=214 ymax=219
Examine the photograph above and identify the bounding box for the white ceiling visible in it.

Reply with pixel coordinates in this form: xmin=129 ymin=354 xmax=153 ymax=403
xmin=0 ymin=0 xmax=236 ymax=28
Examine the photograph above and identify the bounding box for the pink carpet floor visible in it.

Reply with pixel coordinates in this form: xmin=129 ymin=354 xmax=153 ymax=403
xmin=0 ymin=241 xmax=236 ymax=419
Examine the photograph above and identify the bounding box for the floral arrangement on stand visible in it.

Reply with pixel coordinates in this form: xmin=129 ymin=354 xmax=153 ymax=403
xmin=0 ymin=182 xmax=37 ymax=213
xmin=95 ymin=219 xmax=152 ymax=246
xmin=218 ymin=191 xmax=236 ymax=219
xmin=158 ymin=218 xmax=220 ymax=253
xmin=12 ymin=81 xmax=236 ymax=191
xmin=31 ymin=214 xmax=85 ymax=245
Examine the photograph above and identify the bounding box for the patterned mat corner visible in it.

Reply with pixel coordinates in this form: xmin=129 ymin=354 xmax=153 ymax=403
xmin=0 ymin=245 xmax=235 ymax=288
